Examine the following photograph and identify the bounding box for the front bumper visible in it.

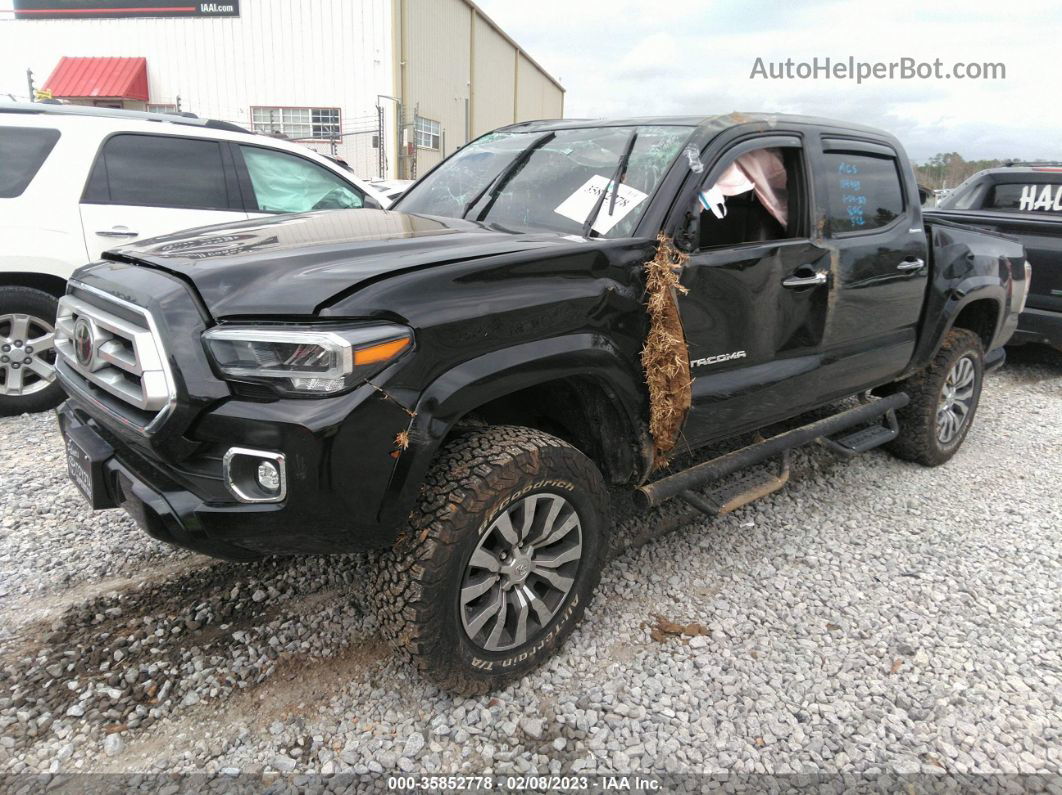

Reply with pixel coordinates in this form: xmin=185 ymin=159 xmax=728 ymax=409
xmin=57 ymin=381 xmax=413 ymax=560
xmin=59 ymin=403 xmax=289 ymax=560
xmin=53 ymin=263 xmax=423 ymax=561
xmin=1009 ymin=307 xmax=1062 ymax=350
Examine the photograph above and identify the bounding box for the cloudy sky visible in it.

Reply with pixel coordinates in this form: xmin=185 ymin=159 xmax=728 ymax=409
xmin=477 ymin=0 xmax=1061 ymax=163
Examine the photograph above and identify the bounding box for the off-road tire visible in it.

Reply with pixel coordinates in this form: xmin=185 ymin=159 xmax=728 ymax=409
xmin=371 ymin=425 xmax=608 ymax=694
xmin=0 ymin=286 xmax=65 ymax=417
xmin=885 ymin=328 xmax=984 ymax=467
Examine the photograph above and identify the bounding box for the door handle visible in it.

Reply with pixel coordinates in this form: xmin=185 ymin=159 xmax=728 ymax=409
xmin=782 ymin=270 xmax=828 ymax=288
xmin=96 ymin=227 xmax=139 ymax=238
xmin=897 ymin=258 xmax=925 ymax=271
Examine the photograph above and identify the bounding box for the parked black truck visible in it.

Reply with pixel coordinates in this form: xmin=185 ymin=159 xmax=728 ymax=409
xmin=54 ymin=114 xmax=1029 ymax=692
xmin=926 ymin=163 xmax=1062 ymax=350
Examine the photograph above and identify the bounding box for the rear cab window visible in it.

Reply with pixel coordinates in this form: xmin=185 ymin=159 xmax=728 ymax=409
xmin=0 ymin=126 xmax=61 ymax=198
xmin=821 ymin=146 xmax=905 ymax=234
xmin=82 ymin=133 xmax=236 ymax=210
xmin=986 ymin=181 xmax=1062 ymax=214
xmin=940 ymin=170 xmax=1062 ymax=214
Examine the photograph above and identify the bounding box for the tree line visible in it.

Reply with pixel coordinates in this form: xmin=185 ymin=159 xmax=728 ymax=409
xmin=913 ymin=152 xmax=1051 ymax=191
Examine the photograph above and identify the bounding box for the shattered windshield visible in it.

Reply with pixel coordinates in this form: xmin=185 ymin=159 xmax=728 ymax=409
xmin=396 ymin=125 xmax=695 ymax=238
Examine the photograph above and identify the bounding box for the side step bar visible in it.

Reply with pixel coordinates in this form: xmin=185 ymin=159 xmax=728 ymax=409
xmin=678 ymin=452 xmax=791 ymax=517
xmin=818 ymin=408 xmax=899 ymax=458
xmin=634 ymin=392 xmax=909 ymax=511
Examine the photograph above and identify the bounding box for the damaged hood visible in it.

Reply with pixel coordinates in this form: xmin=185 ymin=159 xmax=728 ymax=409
xmin=105 ymin=209 xmax=582 ymax=317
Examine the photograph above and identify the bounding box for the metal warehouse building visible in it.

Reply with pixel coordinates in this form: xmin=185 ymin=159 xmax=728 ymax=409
xmin=0 ymin=0 xmax=565 ymax=179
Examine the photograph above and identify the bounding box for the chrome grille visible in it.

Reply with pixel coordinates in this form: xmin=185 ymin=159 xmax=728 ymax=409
xmin=55 ymin=282 xmax=175 ymax=430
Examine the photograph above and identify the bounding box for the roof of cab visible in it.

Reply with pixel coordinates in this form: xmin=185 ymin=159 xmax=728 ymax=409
xmin=494 ymin=112 xmax=894 ymax=139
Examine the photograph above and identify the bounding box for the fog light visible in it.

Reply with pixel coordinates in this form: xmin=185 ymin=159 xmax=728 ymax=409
xmin=222 ymin=447 xmax=287 ymax=503
xmin=257 ymin=461 xmax=281 ymax=492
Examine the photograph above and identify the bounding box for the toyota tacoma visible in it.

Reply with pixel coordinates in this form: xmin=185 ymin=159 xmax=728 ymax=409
xmin=53 ymin=114 xmax=1029 ymax=692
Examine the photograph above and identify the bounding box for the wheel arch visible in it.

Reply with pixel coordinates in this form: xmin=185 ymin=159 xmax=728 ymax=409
xmin=0 ymin=272 xmax=68 ymax=298
xmin=947 ymin=297 xmax=1000 ymax=353
xmin=925 ymin=291 xmax=1003 ymax=365
xmin=909 ymin=288 xmax=1004 ymax=375
xmin=376 ymin=334 xmax=652 ymax=528
xmin=444 ymin=374 xmax=649 ymax=485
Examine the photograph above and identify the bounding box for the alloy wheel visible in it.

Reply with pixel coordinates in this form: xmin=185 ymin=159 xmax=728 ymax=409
xmin=460 ymin=492 xmax=583 ymax=652
xmin=936 ymin=355 xmax=976 ymax=444
xmin=0 ymin=314 xmax=57 ymax=397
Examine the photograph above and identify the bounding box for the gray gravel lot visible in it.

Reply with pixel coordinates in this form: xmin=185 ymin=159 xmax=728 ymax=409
xmin=0 ymin=348 xmax=1059 ymax=781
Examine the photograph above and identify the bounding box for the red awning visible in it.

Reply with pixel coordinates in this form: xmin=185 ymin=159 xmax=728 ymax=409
xmin=43 ymin=57 xmax=148 ymax=101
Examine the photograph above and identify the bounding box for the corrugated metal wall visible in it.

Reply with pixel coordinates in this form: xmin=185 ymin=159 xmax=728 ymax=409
xmin=0 ymin=0 xmax=394 ymax=178
xmin=0 ymin=0 xmax=564 ymax=180
xmin=401 ymin=0 xmax=472 ymax=174
xmin=516 ymin=52 xmax=564 ymax=121
xmin=471 ymin=13 xmax=517 ymax=136
xmin=398 ymin=0 xmax=565 ymax=177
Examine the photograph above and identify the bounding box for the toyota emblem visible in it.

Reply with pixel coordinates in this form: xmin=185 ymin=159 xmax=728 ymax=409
xmin=72 ymin=317 xmax=94 ymax=368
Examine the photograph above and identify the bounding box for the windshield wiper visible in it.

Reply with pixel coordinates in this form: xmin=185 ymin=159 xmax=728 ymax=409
xmin=582 ymin=130 xmax=638 ymax=237
xmin=461 ymin=132 xmax=556 ymax=221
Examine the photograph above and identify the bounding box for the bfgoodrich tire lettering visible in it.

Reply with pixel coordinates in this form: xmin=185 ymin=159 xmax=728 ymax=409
xmin=885 ymin=328 xmax=985 ymax=467
xmin=371 ymin=425 xmax=608 ymax=694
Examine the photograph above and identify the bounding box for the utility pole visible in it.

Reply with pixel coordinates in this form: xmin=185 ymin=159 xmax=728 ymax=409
xmin=26 ymin=69 xmax=35 ymax=103
xmin=376 ymin=104 xmax=386 ymax=179
xmin=377 ymin=94 xmax=401 ymax=179
xmin=410 ymin=103 xmax=419 ymax=181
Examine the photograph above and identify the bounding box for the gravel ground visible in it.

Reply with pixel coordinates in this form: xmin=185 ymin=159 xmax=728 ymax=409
xmin=0 ymin=348 xmax=1059 ymax=782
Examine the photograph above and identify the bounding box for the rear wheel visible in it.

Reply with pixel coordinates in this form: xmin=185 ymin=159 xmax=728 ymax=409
xmin=0 ymin=287 xmax=64 ymax=417
xmin=371 ymin=425 xmax=608 ymax=694
xmin=886 ymin=328 xmax=984 ymax=466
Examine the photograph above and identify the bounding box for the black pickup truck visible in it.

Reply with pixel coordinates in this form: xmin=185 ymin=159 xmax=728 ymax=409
xmin=926 ymin=163 xmax=1061 ymax=350
xmin=53 ymin=114 xmax=1028 ymax=692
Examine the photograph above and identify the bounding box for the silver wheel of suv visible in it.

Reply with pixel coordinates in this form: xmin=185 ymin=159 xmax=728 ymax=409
xmin=0 ymin=313 xmax=56 ymax=397
xmin=936 ymin=354 xmax=976 ymax=444
xmin=460 ymin=492 xmax=583 ymax=652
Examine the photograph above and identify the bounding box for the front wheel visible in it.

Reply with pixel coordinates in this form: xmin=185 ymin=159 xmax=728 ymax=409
xmin=371 ymin=426 xmax=608 ymax=694
xmin=0 ymin=287 xmax=65 ymax=417
xmin=886 ymin=328 xmax=984 ymax=467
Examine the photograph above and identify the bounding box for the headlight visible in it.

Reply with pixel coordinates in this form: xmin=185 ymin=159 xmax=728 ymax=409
xmin=203 ymin=323 xmax=413 ymax=396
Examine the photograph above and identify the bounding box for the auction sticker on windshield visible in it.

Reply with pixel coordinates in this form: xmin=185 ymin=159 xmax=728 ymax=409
xmin=554 ymin=175 xmax=649 ymax=234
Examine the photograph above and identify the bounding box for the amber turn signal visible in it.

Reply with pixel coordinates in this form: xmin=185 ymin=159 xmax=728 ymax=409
xmin=354 ymin=336 xmax=412 ymax=366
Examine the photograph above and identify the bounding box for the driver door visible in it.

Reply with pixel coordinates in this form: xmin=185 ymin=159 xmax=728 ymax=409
xmin=677 ymin=135 xmax=834 ymax=449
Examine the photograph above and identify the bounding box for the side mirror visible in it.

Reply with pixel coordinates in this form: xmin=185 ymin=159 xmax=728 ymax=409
xmin=917 ymin=184 xmax=930 ymax=206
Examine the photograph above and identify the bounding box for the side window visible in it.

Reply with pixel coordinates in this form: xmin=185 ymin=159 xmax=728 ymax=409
xmin=987 ymin=182 xmax=1062 ymax=214
xmin=697 ymin=146 xmax=803 ymax=250
xmin=239 ymin=146 xmax=364 ymax=213
xmin=822 ymin=151 xmax=904 ymax=233
xmin=0 ymin=127 xmax=60 ymax=198
xmin=83 ymin=134 xmax=231 ymax=209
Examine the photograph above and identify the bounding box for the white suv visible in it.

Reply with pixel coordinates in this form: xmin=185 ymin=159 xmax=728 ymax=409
xmin=0 ymin=103 xmax=388 ymax=416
